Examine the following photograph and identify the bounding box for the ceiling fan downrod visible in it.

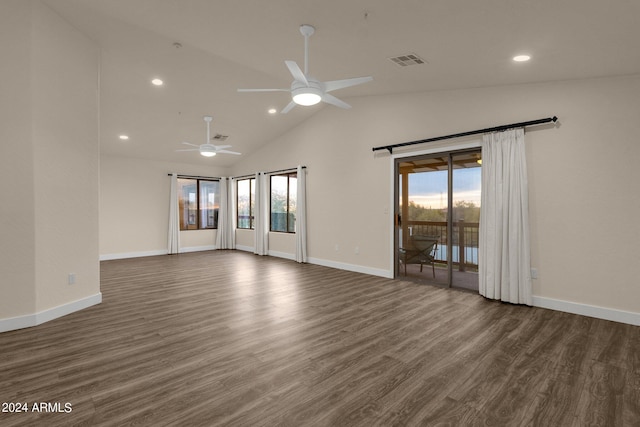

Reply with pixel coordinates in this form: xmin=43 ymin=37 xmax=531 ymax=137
xmin=300 ymin=24 xmax=315 ymax=76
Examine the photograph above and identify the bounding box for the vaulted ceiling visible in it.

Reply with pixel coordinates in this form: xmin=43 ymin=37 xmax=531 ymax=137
xmin=43 ymin=0 xmax=640 ymax=167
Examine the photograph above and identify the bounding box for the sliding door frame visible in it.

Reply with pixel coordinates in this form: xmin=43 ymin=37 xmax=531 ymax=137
xmin=389 ymin=138 xmax=481 ymax=281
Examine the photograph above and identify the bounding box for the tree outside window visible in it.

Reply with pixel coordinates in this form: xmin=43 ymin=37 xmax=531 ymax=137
xmin=237 ymin=178 xmax=255 ymax=229
xmin=270 ymin=173 xmax=296 ymax=233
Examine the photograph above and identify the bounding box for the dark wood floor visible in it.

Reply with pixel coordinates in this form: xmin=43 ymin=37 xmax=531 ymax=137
xmin=1 ymin=251 xmax=638 ymax=426
xmin=400 ymin=263 xmax=479 ymax=292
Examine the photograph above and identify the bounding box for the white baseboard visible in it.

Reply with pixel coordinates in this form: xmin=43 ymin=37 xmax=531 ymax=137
xmin=100 ymin=249 xmax=166 ymax=261
xmin=268 ymin=250 xmax=296 ymax=261
xmin=100 ymin=246 xmax=217 ymax=261
xmin=179 ymin=245 xmax=216 ymax=253
xmin=308 ymin=257 xmax=394 ymax=278
xmin=532 ymin=296 xmax=640 ymax=326
xmin=233 ymin=248 xmax=394 ymax=278
xmin=0 ymin=292 xmax=102 ymax=333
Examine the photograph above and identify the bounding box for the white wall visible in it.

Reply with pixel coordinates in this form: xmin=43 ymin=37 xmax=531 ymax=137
xmin=232 ymin=75 xmax=640 ymax=320
xmin=99 ymin=154 xmax=230 ymax=259
xmin=0 ymin=0 xmax=36 ymax=319
xmin=32 ymin=0 xmax=101 ymax=313
xmin=0 ymin=0 xmax=101 ymax=330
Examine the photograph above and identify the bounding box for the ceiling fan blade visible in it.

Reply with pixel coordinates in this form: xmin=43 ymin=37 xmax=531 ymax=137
xmin=237 ymin=88 xmax=289 ymax=92
xmin=212 ymin=144 xmax=231 ymax=150
xmin=175 ymin=149 xmax=199 ymax=152
xmin=280 ymin=100 xmax=297 ymax=114
xmin=217 ymin=150 xmax=241 ymax=155
xmin=323 ymin=76 xmax=373 ymax=92
xmin=322 ymin=93 xmax=351 ymax=109
xmin=181 ymin=141 xmax=199 ymax=147
xmin=285 ymin=60 xmax=308 ymax=86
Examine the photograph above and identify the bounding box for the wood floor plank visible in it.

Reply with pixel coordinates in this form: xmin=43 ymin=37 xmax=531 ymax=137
xmin=623 ymin=325 xmax=640 ymax=425
xmin=528 ymin=362 xmax=587 ymax=427
xmin=0 ymin=250 xmax=638 ymax=426
xmin=574 ymin=361 xmax=626 ymax=426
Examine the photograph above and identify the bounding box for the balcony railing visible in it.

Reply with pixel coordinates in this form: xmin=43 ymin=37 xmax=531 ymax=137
xmin=404 ymin=220 xmax=479 ymax=271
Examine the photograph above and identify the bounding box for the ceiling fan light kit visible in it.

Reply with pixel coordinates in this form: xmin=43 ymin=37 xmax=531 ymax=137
xmin=292 ymin=80 xmax=323 ymax=106
xmin=238 ymin=24 xmax=372 ymax=113
xmin=199 ymin=145 xmax=217 ymax=157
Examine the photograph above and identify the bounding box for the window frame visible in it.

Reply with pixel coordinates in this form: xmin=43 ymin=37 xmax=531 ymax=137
xmin=236 ymin=177 xmax=255 ymax=230
xmin=269 ymin=172 xmax=297 ymax=234
xmin=177 ymin=178 xmax=220 ymax=231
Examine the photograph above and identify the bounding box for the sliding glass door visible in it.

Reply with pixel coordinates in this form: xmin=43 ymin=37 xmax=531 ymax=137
xmin=395 ymin=149 xmax=481 ymax=290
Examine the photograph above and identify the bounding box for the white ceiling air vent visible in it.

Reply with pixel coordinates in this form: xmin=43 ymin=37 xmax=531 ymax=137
xmin=388 ymin=53 xmax=426 ymax=67
xmin=212 ymin=133 xmax=229 ymax=142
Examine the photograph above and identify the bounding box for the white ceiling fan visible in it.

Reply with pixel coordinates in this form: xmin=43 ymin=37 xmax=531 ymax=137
xmin=238 ymin=24 xmax=373 ymax=114
xmin=176 ymin=116 xmax=241 ymax=157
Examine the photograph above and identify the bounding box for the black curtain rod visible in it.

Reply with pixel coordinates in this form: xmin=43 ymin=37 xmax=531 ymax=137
xmin=372 ymin=116 xmax=558 ymax=154
xmin=231 ymin=166 xmax=307 ymax=180
xmin=263 ymin=166 xmax=306 ymax=176
xmin=169 ymin=167 xmax=307 ymax=181
xmin=167 ymin=174 xmax=221 ymax=180
xmin=233 ymin=173 xmax=255 ymax=180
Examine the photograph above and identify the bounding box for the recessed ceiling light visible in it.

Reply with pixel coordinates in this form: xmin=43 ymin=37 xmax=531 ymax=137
xmin=119 ymin=135 xmax=129 ymax=140
xmin=151 ymin=78 xmax=164 ymax=86
xmin=513 ymin=55 xmax=531 ymax=62
xmin=268 ymin=108 xmax=277 ymax=114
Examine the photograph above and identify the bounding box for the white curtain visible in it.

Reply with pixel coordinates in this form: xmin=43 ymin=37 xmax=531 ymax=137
xmin=295 ymin=166 xmax=307 ymax=263
xmin=215 ymin=177 xmax=236 ymax=249
xmin=167 ymin=173 xmax=180 ymax=254
xmin=254 ymin=172 xmax=269 ymax=255
xmin=479 ymin=128 xmax=532 ymax=305
xmin=228 ymin=178 xmax=237 ymax=249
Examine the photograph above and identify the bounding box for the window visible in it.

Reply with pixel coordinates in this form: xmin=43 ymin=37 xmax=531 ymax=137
xmin=236 ymin=177 xmax=255 ymax=229
xmin=177 ymin=178 xmax=219 ymax=230
xmin=270 ymin=173 xmax=297 ymax=233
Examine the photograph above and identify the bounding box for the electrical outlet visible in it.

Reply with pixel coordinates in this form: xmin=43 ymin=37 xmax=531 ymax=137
xmin=68 ymin=273 xmax=76 ymax=285
xmin=530 ymin=268 xmax=538 ymax=279
xmin=355 ymin=246 xmax=360 ymax=254
xmin=334 ymin=244 xmax=339 ymax=252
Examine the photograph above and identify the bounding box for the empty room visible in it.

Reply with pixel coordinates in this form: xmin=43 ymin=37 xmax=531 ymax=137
xmin=1 ymin=0 xmax=639 ymax=425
